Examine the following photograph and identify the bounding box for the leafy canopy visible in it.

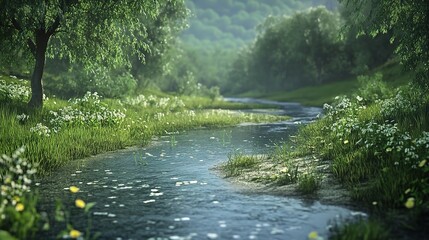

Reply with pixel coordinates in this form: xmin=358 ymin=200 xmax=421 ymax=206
xmin=0 ymin=0 xmax=162 ymax=71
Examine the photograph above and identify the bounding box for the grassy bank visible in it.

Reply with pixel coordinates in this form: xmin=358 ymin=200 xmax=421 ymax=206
xmin=239 ymin=60 xmax=413 ymax=107
xmin=0 ymin=74 xmax=289 ymax=239
xmin=222 ymin=69 xmax=429 ymax=239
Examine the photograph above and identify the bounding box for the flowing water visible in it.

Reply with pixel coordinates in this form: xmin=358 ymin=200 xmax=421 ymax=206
xmin=37 ymin=99 xmax=360 ymax=240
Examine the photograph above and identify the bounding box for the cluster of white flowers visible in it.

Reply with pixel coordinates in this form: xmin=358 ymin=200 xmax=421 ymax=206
xmin=48 ymin=92 xmax=125 ymax=130
xmin=123 ymin=94 xmax=185 ymax=111
xmin=29 ymin=123 xmax=52 ymax=137
xmin=321 ymin=95 xmax=428 ymax=167
xmin=0 ymin=80 xmax=30 ymax=102
xmin=380 ymin=91 xmax=418 ymax=118
xmin=0 ymin=147 xmax=37 ymax=218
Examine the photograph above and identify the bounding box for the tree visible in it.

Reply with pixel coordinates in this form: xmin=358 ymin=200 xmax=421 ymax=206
xmin=338 ymin=0 xmax=428 ymax=86
xmin=0 ymin=0 xmax=161 ymax=108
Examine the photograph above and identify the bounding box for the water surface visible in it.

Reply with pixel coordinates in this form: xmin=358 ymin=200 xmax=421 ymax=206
xmin=37 ymin=101 xmax=358 ymax=240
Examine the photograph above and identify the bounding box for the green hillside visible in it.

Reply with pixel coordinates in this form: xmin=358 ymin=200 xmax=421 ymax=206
xmin=182 ymin=0 xmax=338 ymax=48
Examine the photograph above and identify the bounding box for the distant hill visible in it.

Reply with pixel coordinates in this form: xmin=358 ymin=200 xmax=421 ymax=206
xmin=181 ymin=0 xmax=338 ymax=48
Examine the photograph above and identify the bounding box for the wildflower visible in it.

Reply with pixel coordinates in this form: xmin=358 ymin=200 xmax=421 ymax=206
xmin=356 ymin=96 xmax=363 ymax=102
xmin=69 ymin=186 xmax=80 ymax=193
xmin=343 ymin=140 xmax=349 ymax=144
xmin=404 ymin=197 xmax=415 ymax=209
xmin=372 ymin=201 xmax=377 ymax=206
xmin=69 ymin=229 xmax=81 ymax=239
xmin=13 ymin=196 xmax=20 ymax=202
xmin=385 ymin=147 xmax=392 ymax=152
xmin=308 ymin=231 xmax=319 ymax=239
xmin=75 ymin=199 xmax=86 ymax=208
xmin=418 ymin=159 xmax=427 ymax=168
xmin=405 ymin=188 xmax=411 ymax=194
xmin=15 ymin=203 xmax=24 ymax=212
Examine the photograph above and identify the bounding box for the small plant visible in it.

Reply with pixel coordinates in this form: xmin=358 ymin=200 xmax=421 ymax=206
xmin=297 ymin=173 xmax=320 ymax=194
xmin=276 ymin=165 xmax=299 ymax=185
xmin=223 ymin=152 xmax=260 ymax=177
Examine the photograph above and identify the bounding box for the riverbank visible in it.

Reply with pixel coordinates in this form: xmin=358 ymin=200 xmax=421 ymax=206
xmin=219 ymin=73 xmax=429 ymax=239
xmin=215 ymin=154 xmax=352 ymax=207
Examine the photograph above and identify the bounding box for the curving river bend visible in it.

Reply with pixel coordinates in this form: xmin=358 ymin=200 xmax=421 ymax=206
xmin=37 ymin=99 xmax=360 ymax=240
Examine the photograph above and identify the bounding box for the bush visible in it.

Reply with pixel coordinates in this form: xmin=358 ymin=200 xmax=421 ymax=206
xmin=356 ymin=73 xmax=392 ymax=104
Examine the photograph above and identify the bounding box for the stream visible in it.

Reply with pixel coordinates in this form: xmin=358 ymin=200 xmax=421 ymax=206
xmin=36 ymin=99 xmax=360 ymax=240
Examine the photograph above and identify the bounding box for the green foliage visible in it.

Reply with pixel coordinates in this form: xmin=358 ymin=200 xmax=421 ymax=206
xmin=298 ymin=173 xmax=321 ymax=194
xmin=45 ymin=67 xmax=137 ymax=99
xmin=294 ymin=85 xmax=429 ymax=209
xmin=223 ymin=152 xmax=260 ymax=177
xmin=183 ymin=0 xmax=338 ymax=49
xmin=227 ymin=7 xmax=352 ymax=93
xmin=329 ymin=218 xmax=390 ymax=240
xmin=0 ymin=0 xmax=187 ymax=106
xmin=355 ymin=73 xmax=392 ymax=104
xmin=338 ymin=0 xmax=429 ymax=87
xmin=0 ymin=147 xmax=39 ymax=239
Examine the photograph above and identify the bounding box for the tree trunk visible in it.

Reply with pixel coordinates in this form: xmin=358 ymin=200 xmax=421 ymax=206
xmin=28 ymin=31 xmax=49 ymax=108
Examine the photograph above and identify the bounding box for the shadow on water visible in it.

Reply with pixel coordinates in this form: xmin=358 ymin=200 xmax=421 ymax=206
xmin=36 ymin=99 xmax=361 ymax=240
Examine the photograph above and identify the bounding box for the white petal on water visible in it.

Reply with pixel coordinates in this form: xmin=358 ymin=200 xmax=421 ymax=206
xmin=119 ymin=204 xmax=125 ymax=207
xmin=118 ymin=184 xmax=125 ymax=187
xmin=108 ymin=196 xmax=117 ymax=199
xmin=270 ymin=228 xmax=284 ymax=234
xmin=170 ymin=177 xmax=179 ymax=180
xmin=181 ymin=217 xmax=190 ymax=221
xmin=93 ymin=212 xmax=108 ymax=216
xmin=189 ymin=180 xmax=198 ymax=184
xmin=143 ymin=199 xmax=156 ymax=204
xmin=150 ymin=189 xmax=159 ymax=192
xmin=105 ymin=205 xmax=110 ymax=207
xmin=108 ymin=213 xmax=116 ymax=217
xmin=104 ymin=170 xmax=111 ymax=172
xmin=207 ymin=233 xmax=218 ymax=239
xmin=150 ymin=192 xmax=163 ymax=197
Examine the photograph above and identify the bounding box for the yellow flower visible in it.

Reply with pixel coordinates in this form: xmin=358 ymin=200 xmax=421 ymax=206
xmin=75 ymin=199 xmax=86 ymax=209
xmin=69 ymin=229 xmax=81 ymax=239
xmin=343 ymin=140 xmax=349 ymax=144
xmin=13 ymin=196 xmax=20 ymax=202
xmin=418 ymin=159 xmax=427 ymax=168
xmin=69 ymin=186 xmax=80 ymax=193
xmin=405 ymin=197 xmax=415 ymax=209
xmin=308 ymin=231 xmax=318 ymax=239
xmin=15 ymin=203 xmax=24 ymax=212
xmin=5 ymin=177 xmax=11 ymax=184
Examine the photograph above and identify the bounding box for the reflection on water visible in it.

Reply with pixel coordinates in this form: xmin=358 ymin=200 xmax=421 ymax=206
xmin=37 ymin=102 xmax=358 ymax=240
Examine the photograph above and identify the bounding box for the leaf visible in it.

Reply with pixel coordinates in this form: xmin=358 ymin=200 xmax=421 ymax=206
xmin=0 ymin=230 xmax=18 ymax=240
xmin=84 ymin=202 xmax=96 ymax=213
